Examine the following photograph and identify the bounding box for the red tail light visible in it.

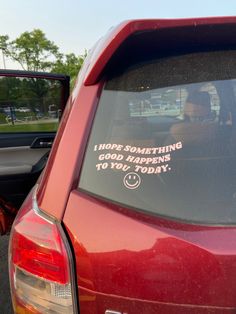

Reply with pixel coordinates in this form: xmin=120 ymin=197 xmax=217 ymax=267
xmin=8 ymin=189 xmax=78 ymax=314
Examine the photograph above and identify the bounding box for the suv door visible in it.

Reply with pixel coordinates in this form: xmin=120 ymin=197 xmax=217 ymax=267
xmin=0 ymin=70 xmax=70 ymax=209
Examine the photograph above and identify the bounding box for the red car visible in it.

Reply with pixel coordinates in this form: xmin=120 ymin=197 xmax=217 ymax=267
xmin=6 ymin=16 xmax=236 ymax=313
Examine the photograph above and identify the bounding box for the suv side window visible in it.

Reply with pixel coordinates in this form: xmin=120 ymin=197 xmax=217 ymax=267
xmin=79 ymin=50 xmax=236 ymax=225
xmin=0 ymin=77 xmax=62 ymax=133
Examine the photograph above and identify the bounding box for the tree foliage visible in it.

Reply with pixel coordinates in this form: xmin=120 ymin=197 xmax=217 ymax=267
xmin=0 ymin=35 xmax=9 ymax=52
xmin=0 ymin=76 xmax=61 ymax=116
xmin=52 ymin=52 xmax=87 ymax=87
xmin=2 ymin=30 xmax=59 ymax=71
xmin=0 ymin=30 xmax=86 ymax=82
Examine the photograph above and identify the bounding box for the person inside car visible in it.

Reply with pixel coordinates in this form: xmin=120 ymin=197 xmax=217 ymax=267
xmin=169 ymin=90 xmax=217 ymax=146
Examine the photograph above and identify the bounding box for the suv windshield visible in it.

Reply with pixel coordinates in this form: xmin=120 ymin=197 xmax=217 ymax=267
xmin=79 ymin=50 xmax=236 ymax=225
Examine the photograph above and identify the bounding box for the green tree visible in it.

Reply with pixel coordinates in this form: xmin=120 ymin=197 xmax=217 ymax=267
xmin=0 ymin=30 xmax=87 ymax=88
xmin=0 ymin=35 xmax=9 ymax=68
xmin=52 ymin=52 xmax=87 ymax=87
xmin=0 ymin=35 xmax=9 ymax=53
xmin=1 ymin=29 xmax=59 ymax=71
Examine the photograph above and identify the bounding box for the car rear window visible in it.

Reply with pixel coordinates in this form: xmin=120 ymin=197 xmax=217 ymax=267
xmin=79 ymin=50 xmax=236 ymax=225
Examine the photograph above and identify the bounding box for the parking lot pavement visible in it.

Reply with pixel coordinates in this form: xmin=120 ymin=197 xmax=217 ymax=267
xmin=0 ymin=235 xmax=13 ymax=313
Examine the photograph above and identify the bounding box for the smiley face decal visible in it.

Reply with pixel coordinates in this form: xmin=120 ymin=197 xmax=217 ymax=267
xmin=123 ymin=172 xmax=141 ymax=190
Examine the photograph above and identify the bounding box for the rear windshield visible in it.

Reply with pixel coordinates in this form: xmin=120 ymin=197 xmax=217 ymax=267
xmin=79 ymin=50 xmax=236 ymax=225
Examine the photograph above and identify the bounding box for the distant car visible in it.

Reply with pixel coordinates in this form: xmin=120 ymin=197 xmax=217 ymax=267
xmin=150 ymin=103 xmax=161 ymax=110
xmin=7 ymin=16 xmax=236 ymax=314
xmin=17 ymin=107 xmax=30 ymax=112
xmin=35 ymin=108 xmax=43 ymax=118
xmin=2 ymin=106 xmax=16 ymax=121
xmin=3 ymin=106 xmax=14 ymax=114
xmin=48 ymin=104 xmax=58 ymax=118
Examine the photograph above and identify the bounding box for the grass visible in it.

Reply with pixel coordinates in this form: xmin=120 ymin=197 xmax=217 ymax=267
xmin=0 ymin=122 xmax=58 ymax=132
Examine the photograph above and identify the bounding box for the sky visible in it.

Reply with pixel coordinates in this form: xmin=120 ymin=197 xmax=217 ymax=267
xmin=1 ymin=0 xmax=236 ymax=69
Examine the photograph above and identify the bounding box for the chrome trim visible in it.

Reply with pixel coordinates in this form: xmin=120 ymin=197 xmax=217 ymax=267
xmin=58 ymin=222 xmax=79 ymax=314
xmin=32 ymin=184 xmax=57 ymax=223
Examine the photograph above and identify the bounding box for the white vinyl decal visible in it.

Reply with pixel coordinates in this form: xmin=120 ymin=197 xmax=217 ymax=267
xmin=93 ymin=142 xmax=183 ymax=188
xmin=123 ymin=172 xmax=141 ymax=190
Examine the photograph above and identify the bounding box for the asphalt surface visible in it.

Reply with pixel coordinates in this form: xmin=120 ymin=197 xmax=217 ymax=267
xmin=0 ymin=235 xmax=14 ymax=313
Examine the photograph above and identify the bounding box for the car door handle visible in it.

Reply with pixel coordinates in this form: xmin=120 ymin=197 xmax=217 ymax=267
xmin=30 ymin=136 xmax=55 ymax=149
